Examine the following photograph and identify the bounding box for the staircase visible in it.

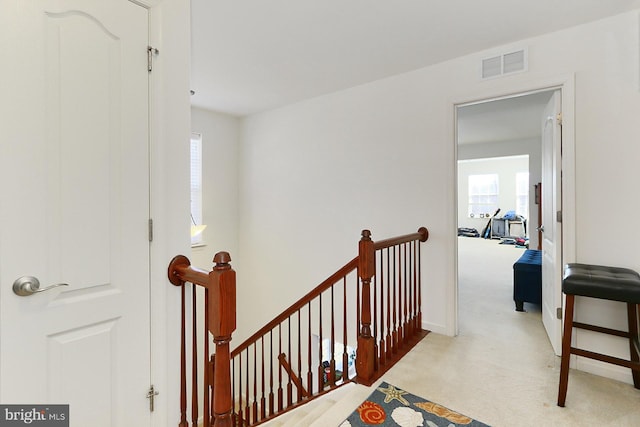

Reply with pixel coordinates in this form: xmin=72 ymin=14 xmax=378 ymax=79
xmin=260 ymin=383 xmax=375 ymax=427
xmin=168 ymin=227 xmax=430 ymax=426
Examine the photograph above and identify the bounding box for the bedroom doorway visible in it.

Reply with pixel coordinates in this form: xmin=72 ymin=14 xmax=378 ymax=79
xmin=455 ymin=89 xmax=564 ymax=353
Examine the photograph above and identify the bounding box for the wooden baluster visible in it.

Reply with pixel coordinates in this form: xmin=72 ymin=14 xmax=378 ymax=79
xmin=408 ymin=243 xmax=415 ymax=338
xmin=407 ymin=243 xmax=412 ymax=338
xmin=385 ymin=249 xmax=392 ymax=362
xmin=399 ymin=243 xmax=405 ymax=347
xmin=192 ymin=285 xmax=199 ymax=426
xmin=342 ymin=276 xmax=349 ymax=381
xmin=329 ymin=285 xmax=336 ymax=387
xmin=373 ymin=251 xmax=384 ymax=365
xmin=180 ymin=284 xmax=188 ymax=427
xmin=231 ymin=357 xmax=236 ymax=426
xmin=286 ymin=317 xmax=293 ymax=407
xmin=392 ymin=246 xmax=398 ymax=354
xmin=417 ymin=240 xmax=422 ymax=332
xmin=356 ymin=273 xmax=361 ymax=358
xmin=277 ymin=324 xmax=283 ymax=411
xmin=244 ymin=349 xmax=250 ymax=424
xmin=317 ymin=294 xmax=324 ymax=393
xmin=252 ymin=343 xmax=258 ymax=424
xmin=356 ymin=229 xmax=375 ymax=382
xmin=408 ymin=243 xmax=411 ymax=341
xmin=208 ymin=354 xmax=215 ymax=427
xmin=412 ymin=241 xmax=418 ymax=336
xmin=403 ymin=243 xmax=408 ymax=345
xmin=237 ymin=352 xmax=243 ymax=427
xmin=209 ymin=251 xmax=236 ymax=427
xmin=372 ymin=271 xmax=378 ymax=372
xmin=268 ymin=330 xmax=274 ymax=417
xmin=297 ymin=310 xmax=302 ymax=401
xmin=260 ymin=336 xmax=266 ymax=420
xmin=307 ymin=302 xmax=313 ymax=394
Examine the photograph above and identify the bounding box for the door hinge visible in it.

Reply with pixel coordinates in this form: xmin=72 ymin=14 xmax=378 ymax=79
xmin=148 ymin=218 xmax=153 ymax=242
xmin=557 ymin=307 xmax=562 ymax=319
xmin=556 ymin=112 xmax=563 ymax=126
xmin=146 ymin=385 xmax=159 ymax=412
xmin=556 ymin=210 xmax=562 ymax=223
xmin=147 ymin=46 xmax=159 ymax=72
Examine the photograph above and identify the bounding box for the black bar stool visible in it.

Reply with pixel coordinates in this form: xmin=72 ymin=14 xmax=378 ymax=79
xmin=558 ymin=263 xmax=640 ymax=407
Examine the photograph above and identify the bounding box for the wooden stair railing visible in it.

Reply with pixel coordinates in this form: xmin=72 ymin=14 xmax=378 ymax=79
xmin=168 ymin=227 xmax=429 ymax=427
xmin=356 ymin=227 xmax=430 ymax=385
xmin=168 ymin=251 xmax=236 ymax=427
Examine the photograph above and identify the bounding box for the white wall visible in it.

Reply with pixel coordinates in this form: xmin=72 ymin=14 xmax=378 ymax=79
xmin=190 ymin=107 xmax=241 ymax=270
xmin=238 ymin=10 xmax=640 ymax=384
xmin=457 ymin=155 xmax=529 ymax=234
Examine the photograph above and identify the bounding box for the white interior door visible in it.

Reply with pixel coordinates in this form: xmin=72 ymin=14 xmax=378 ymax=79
xmin=541 ymin=90 xmax=563 ymax=355
xmin=0 ymin=1 xmax=151 ymax=425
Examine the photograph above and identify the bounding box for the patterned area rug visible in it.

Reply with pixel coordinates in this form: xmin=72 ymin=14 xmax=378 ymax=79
xmin=340 ymin=382 xmax=490 ymax=427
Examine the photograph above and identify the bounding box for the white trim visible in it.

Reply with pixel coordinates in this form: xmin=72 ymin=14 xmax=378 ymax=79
xmin=148 ymin=1 xmax=191 ymax=425
xmin=576 ymin=356 xmax=635 ymax=385
xmin=449 ymin=73 xmax=576 ymax=338
xmin=422 ymin=320 xmax=448 ymax=336
xmin=130 ymin=0 xmax=159 ymax=8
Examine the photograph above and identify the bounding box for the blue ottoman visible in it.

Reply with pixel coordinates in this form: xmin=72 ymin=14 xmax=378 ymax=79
xmin=513 ymin=249 xmax=542 ymax=311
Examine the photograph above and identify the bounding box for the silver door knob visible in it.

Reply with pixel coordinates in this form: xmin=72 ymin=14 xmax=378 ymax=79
xmin=12 ymin=276 xmax=69 ymax=296
xmin=537 ymin=226 xmax=545 ymax=233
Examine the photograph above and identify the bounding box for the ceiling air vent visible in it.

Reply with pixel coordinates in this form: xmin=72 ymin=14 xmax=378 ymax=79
xmin=481 ymin=48 xmax=527 ymax=79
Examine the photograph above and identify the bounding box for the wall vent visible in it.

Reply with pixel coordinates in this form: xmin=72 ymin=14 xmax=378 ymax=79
xmin=481 ymin=48 xmax=527 ymax=79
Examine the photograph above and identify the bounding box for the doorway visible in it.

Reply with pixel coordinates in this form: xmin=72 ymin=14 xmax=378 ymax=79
xmin=455 ymin=89 xmax=565 ymax=353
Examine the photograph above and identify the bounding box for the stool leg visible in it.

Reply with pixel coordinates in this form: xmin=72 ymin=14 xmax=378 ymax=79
xmin=558 ymin=294 xmax=575 ymax=407
xmin=627 ymin=303 xmax=640 ymax=389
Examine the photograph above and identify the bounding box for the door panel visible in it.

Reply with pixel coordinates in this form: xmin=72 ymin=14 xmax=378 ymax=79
xmin=47 ymin=320 xmax=118 ymax=426
xmin=541 ymin=90 xmax=563 ymax=355
xmin=0 ymin=1 xmax=150 ymax=425
xmin=46 ymin=10 xmax=116 ymax=289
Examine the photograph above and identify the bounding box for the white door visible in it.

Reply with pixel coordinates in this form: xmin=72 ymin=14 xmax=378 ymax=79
xmin=0 ymin=1 xmax=151 ymax=426
xmin=541 ymin=90 xmax=563 ymax=355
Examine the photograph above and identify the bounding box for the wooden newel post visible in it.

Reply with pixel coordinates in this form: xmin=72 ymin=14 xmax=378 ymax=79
xmin=209 ymin=251 xmax=236 ymax=427
xmin=356 ymin=230 xmax=375 ymax=381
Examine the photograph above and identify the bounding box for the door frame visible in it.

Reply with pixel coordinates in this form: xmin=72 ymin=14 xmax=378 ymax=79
xmin=449 ymin=74 xmax=576 ymax=338
xmin=142 ymin=0 xmax=192 ymax=425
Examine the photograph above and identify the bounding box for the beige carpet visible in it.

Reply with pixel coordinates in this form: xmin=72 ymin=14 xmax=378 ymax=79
xmin=379 ymin=237 xmax=640 ymax=426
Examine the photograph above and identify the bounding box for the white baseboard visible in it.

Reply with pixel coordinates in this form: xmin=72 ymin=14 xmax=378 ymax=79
xmin=422 ymin=320 xmax=449 ymax=336
xmin=575 ymin=355 xmax=634 ymax=385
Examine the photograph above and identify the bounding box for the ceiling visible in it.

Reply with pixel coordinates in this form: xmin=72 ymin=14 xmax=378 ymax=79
xmin=457 ymin=91 xmax=553 ymax=145
xmin=190 ymin=0 xmax=640 ymax=117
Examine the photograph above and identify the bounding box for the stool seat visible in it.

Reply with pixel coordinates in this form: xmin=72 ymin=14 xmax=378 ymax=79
xmin=563 ymin=263 xmax=640 ymax=303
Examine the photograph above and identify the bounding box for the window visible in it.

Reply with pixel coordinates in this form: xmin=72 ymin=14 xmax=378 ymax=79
xmin=515 ymin=172 xmax=529 ymax=218
xmin=190 ymin=133 xmax=204 ymax=246
xmin=468 ymin=174 xmax=499 ymax=218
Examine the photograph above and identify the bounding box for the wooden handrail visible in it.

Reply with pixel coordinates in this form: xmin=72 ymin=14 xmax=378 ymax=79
xmin=168 ymin=254 xmax=210 ymax=288
xmin=373 ymin=227 xmax=429 ymax=250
